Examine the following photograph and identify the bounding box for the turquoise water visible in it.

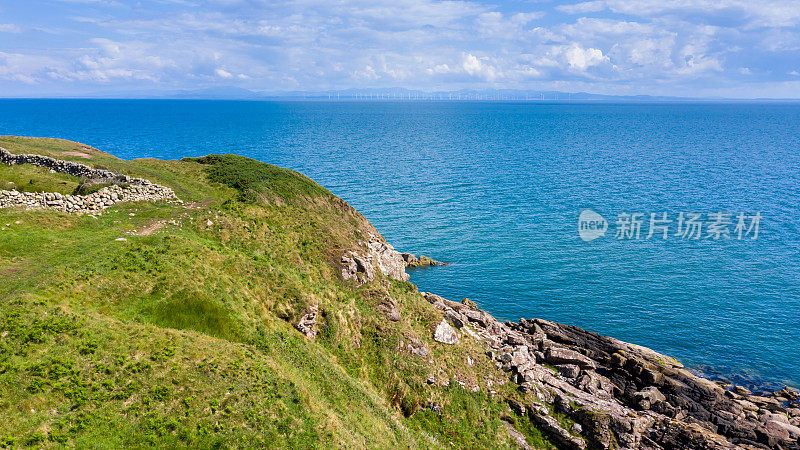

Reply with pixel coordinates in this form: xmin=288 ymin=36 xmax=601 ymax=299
xmin=2 ymin=99 xmax=799 ymax=389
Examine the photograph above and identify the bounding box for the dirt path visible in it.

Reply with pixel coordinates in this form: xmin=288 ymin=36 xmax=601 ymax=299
xmin=129 ymin=219 xmax=166 ymax=236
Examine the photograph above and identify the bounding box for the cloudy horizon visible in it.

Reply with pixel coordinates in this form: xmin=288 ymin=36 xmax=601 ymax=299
xmin=2 ymin=0 xmax=800 ymax=98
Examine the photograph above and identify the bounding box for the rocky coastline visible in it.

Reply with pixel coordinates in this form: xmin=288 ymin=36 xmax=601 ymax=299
xmin=423 ymin=291 xmax=800 ymax=449
xmin=338 ymin=237 xmax=799 ymax=449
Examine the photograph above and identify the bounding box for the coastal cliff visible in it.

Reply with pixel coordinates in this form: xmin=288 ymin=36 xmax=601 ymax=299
xmin=0 ymin=136 xmax=798 ymax=449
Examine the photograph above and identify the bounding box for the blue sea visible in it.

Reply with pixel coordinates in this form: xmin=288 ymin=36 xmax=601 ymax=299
xmin=2 ymin=99 xmax=799 ymax=390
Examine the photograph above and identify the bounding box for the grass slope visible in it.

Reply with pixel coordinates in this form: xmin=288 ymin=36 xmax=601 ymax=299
xmin=0 ymin=136 xmax=553 ymax=449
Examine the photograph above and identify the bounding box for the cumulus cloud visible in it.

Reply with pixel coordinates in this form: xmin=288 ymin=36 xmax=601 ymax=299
xmin=2 ymin=0 xmax=800 ymax=96
xmin=562 ymin=45 xmax=608 ymax=71
xmin=461 ymin=53 xmax=501 ymax=80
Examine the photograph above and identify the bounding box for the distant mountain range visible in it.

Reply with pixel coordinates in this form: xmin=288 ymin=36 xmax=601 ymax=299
xmin=6 ymin=86 xmax=800 ymax=102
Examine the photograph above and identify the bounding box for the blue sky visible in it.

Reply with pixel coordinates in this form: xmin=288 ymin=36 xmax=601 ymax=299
xmin=1 ymin=0 xmax=800 ymax=97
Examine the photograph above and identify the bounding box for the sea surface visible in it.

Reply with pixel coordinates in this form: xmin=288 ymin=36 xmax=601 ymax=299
xmin=2 ymin=99 xmax=799 ymax=390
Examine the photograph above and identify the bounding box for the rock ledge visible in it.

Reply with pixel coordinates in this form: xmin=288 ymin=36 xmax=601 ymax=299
xmin=422 ymin=291 xmax=800 ymax=449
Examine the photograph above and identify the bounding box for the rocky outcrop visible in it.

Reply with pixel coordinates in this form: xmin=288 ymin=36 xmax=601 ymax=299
xmin=378 ymin=295 xmax=402 ymax=321
xmin=0 ymin=148 xmax=178 ymax=214
xmin=421 ymin=291 xmax=800 ymax=449
xmin=401 ymin=252 xmax=447 ymax=268
xmin=294 ymin=305 xmax=318 ymax=339
xmin=341 ymin=233 xmax=409 ymax=284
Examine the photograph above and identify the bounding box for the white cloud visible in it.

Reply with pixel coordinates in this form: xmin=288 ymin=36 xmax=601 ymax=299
xmin=0 ymin=52 xmax=64 ymax=84
xmin=562 ymin=45 xmax=608 ymax=71
xmin=674 ymin=46 xmax=723 ymax=75
xmin=215 ymin=68 xmax=233 ymax=78
xmin=0 ymin=24 xmax=21 ymax=33
xmin=578 ymin=0 xmax=800 ymax=28
xmin=352 ymin=65 xmax=379 ymax=80
xmin=426 ymin=63 xmax=452 ymax=75
xmin=556 ymin=2 xmax=606 ymax=14
xmin=512 ymin=12 xmax=545 ymax=24
xmin=461 ymin=53 xmax=500 ymax=81
xmin=462 ymin=53 xmax=483 ymax=75
xmin=2 ymin=0 xmax=800 ymax=96
xmin=474 ymin=11 xmax=545 ymax=39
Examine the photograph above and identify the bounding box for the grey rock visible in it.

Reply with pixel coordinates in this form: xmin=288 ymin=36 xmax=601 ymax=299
xmin=555 ymin=364 xmax=581 ymax=379
xmin=508 ymin=399 xmax=526 ymax=416
xmin=341 ymin=234 xmax=409 ymax=284
xmin=378 ymin=296 xmax=401 ymax=321
xmin=434 ymin=319 xmax=459 ymax=344
xmin=412 ymin=289 xmax=800 ymax=450
xmin=445 ymin=310 xmax=466 ymax=328
xmin=294 ymin=305 xmax=318 ymax=339
xmin=409 ymin=344 xmax=430 ymax=358
xmin=402 ymin=253 xmax=447 ymax=268
xmin=634 ymin=386 xmax=666 ymax=410
xmin=544 ymin=346 xmax=597 ymax=370
xmin=367 ymin=238 xmax=409 ymax=281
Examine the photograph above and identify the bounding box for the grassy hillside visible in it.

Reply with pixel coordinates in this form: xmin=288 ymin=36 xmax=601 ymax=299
xmin=0 ymin=136 xmax=552 ymax=448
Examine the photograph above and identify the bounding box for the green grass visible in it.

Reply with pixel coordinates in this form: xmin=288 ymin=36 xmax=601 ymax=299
xmin=0 ymin=136 xmax=553 ymax=448
xmin=143 ymin=288 xmax=244 ymax=341
xmin=407 ymin=386 xmax=515 ymax=447
xmin=0 ymin=163 xmax=80 ymax=194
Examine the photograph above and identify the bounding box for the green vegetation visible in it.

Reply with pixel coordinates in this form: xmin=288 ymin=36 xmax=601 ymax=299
xmin=183 ymin=154 xmax=329 ymax=200
xmin=0 ymin=136 xmax=551 ymax=448
xmin=0 ymin=163 xmax=79 ymax=195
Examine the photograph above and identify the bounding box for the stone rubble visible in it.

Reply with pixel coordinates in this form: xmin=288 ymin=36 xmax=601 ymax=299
xmin=0 ymin=147 xmax=178 ymax=214
xmin=421 ymin=291 xmax=800 ymax=449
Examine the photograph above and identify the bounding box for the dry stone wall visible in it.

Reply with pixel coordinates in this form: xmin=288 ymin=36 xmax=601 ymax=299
xmin=0 ymin=147 xmax=178 ymax=214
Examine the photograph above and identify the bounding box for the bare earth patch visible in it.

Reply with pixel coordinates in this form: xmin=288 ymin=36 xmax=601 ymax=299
xmin=60 ymin=151 xmax=92 ymax=158
xmin=128 ymin=220 xmax=166 ymax=236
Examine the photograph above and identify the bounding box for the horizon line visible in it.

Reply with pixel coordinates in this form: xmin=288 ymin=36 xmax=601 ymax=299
xmin=2 ymin=96 xmax=800 ymax=103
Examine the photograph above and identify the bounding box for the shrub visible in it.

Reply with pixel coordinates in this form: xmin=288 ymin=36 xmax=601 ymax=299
xmin=183 ymin=154 xmax=329 ymax=200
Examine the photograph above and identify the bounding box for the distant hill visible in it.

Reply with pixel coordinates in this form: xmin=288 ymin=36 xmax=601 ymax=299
xmin=170 ymin=86 xmax=265 ymax=99
xmin=6 ymin=86 xmax=800 ymax=101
